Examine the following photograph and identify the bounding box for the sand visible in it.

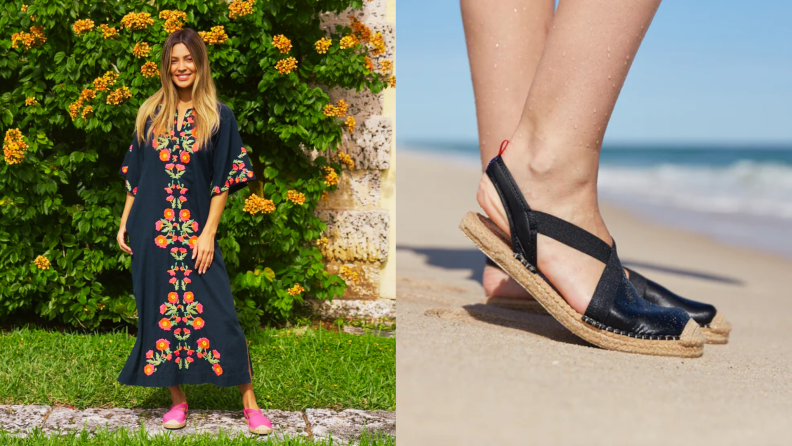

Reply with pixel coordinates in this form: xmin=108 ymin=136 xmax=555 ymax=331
xmin=396 ymin=150 xmax=792 ymax=446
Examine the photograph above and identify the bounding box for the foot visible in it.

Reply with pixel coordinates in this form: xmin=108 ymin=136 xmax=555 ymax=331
xmin=484 ymin=260 xmax=633 ymax=299
xmin=162 ymin=402 xmax=188 ymax=429
xmin=483 ymin=264 xmax=535 ymax=299
xmin=477 ymin=139 xmax=613 ymax=315
xmin=243 ymin=408 xmax=273 ymax=435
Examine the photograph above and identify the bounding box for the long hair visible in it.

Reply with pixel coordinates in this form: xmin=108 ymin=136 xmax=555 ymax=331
xmin=132 ymin=28 xmax=221 ymax=152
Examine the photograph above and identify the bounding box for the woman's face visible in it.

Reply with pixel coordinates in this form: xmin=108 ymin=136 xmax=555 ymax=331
xmin=170 ymin=43 xmax=196 ymax=90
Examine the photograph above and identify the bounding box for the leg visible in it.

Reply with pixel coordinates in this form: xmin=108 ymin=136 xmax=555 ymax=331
xmin=168 ymin=385 xmax=187 ymax=407
xmin=460 ymin=0 xmax=554 ymax=298
xmin=238 ymin=345 xmax=259 ymax=410
xmin=238 ymin=383 xmax=259 ymax=410
xmin=460 ymin=0 xmax=555 ymax=166
xmin=477 ymin=0 xmax=662 ymax=313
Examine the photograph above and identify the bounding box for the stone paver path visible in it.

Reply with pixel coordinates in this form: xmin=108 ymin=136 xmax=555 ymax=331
xmin=0 ymin=405 xmax=394 ymax=444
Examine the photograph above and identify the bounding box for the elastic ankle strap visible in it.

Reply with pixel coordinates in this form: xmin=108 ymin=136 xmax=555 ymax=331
xmin=485 ymin=154 xmax=612 ymax=265
xmin=486 ymin=154 xmax=539 ymax=270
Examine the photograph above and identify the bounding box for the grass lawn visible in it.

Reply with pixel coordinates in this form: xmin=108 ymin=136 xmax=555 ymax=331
xmin=0 ymin=427 xmax=396 ymax=445
xmin=0 ymin=326 xmax=394 ymax=411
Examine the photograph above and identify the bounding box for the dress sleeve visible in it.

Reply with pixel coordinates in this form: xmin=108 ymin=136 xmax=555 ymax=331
xmin=210 ymin=106 xmax=256 ymax=197
xmin=119 ymin=129 xmax=143 ymax=195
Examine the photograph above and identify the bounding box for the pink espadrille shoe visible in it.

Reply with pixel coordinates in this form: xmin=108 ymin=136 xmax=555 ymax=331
xmin=162 ymin=402 xmax=188 ymax=429
xmin=243 ymin=408 xmax=273 ymax=435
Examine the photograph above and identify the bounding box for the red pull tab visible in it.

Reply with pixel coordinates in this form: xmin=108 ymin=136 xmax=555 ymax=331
xmin=498 ymin=140 xmax=510 ymax=156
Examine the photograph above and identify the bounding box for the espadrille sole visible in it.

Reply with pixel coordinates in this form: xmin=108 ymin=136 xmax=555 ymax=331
xmin=461 ymin=212 xmax=705 ymax=357
xmin=162 ymin=420 xmax=187 ymax=429
xmin=701 ymin=312 xmax=731 ymax=344
xmin=250 ymin=426 xmax=273 ymax=435
xmin=489 ymin=298 xmax=731 ymax=344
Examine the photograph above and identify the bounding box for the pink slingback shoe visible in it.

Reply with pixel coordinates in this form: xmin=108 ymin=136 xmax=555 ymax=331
xmin=162 ymin=402 xmax=189 ymax=429
xmin=243 ymin=408 xmax=273 ymax=435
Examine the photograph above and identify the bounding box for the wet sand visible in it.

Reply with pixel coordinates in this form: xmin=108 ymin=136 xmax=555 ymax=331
xmin=396 ymin=150 xmax=792 ymax=446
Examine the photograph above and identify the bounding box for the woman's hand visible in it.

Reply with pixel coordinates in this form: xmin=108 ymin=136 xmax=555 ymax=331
xmin=117 ymin=224 xmax=132 ymax=255
xmin=192 ymin=231 xmax=215 ymax=274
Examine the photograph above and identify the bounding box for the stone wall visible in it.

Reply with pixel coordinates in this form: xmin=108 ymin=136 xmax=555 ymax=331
xmin=310 ymin=0 xmax=395 ymax=319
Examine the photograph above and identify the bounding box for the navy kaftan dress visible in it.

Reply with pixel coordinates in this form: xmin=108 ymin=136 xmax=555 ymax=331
xmin=117 ymin=101 xmax=256 ymax=387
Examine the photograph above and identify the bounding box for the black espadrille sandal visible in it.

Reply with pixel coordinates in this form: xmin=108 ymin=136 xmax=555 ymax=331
xmin=484 ymin=257 xmax=731 ymax=344
xmin=460 ymin=142 xmax=705 ymax=357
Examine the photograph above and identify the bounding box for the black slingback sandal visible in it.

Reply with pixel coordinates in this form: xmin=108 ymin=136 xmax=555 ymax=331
xmin=484 ymin=255 xmax=731 ymax=344
xmin=460 ymin=144 xmax=705 ymax=357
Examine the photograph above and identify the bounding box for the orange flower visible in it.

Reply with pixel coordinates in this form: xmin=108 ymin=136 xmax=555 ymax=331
xmin=155 ymin=338 xmax=170 ymax=351
xmin=229 ymin=0 xmax=255 ymax=19
xmin=179 ymin=209 xmax=191 ymax=221
xmin=272 ymin=34 xmax=292 ymax=53
xmin=141 ymin=61 xmax=159 ymax=78
xmin=197 ymin=338 xmax=210 ymax=349
xmin=198 ymin=26 xmax=228 ymax=45
xmin=132 ymin=42 xmax=150 ymax=58
xmin=159 ymin=150 xmax=170 ymax=161
xmin=73 ymin=19 xmax=95 ymax=36
xmin=168 ymin=292 xmax=179 ymax=303
xmin=180 ymin=152 xmax=190 ymax=163
xmin=315 ymin=37 xmax=331 ymax=54
xmin=154 ymin=235 xmax=169 ymax=248
xmin=120 ymin=12 xmax=154 ymax=30
xmin=144 ymin=364 xmax=155 ymax=375
xmin=275 ymin=57 xmax=297 ymax=75
xmin=192 ymin=317 xmax=205 ymax=329
xmin=183 ymin=291 xmax=194 ymax=303
xmin=158 ymin=318 xmax=172 ymax=330
xmin=164 ymin=208 xmax=175 ymax=221
xmin=213 ymin=363 xmax=223 ymax=376
xmin=188 ymin=235 xmax=198 ymax=249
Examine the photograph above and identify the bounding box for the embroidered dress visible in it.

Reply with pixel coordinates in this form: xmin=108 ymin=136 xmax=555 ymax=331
xmin=117 ymin=102 xmax=256 ymax=387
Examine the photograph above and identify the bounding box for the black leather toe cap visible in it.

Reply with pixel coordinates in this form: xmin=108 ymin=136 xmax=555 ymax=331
xmin=627 ymin=269 xmax=717 ymax=326
xmin=587 ymin=274 xmax=691 ymax=337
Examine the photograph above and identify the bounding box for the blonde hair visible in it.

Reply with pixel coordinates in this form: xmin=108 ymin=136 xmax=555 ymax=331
xmin=133 ymin=28 xmax=220 ymax=152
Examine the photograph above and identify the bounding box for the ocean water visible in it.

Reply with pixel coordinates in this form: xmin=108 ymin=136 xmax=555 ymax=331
xmin=402 ymin=141 xmax=792 ymax=259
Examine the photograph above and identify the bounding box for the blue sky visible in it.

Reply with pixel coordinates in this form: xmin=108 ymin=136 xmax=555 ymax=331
xmin=397 ymin=1 xmax=792 ymax=146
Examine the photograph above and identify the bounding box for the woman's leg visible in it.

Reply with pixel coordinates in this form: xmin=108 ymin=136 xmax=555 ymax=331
xmin=168 ymin=385 xmax=187 ymax=407
xmin=239 ymin=383 xmax=259 ymax=409
xmin=239 ymin=348 xmax=259 ymax=409
xmin=477 ymin=0 xmax=662 ymax=314
xmin=460 ymin=0 xmax=555 ymax=299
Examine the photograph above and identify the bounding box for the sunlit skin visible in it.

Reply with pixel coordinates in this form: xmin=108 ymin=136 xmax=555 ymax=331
xmin=116 ymin=42 xmax=259 ymax=413
xmin=462 ymin=0 xmax=661 ymax=313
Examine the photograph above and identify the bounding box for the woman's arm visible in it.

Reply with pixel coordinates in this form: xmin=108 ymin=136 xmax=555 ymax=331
xmin=117 ymin=192 xmax=135 ymax=254
xmin=192 ymin=190 xmax=228 ymax=274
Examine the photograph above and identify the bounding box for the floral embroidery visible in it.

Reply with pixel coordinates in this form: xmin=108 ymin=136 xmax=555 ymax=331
xmin=213 ymin=146 xmax=253 ymax=196
xmin=144 ymin=108 xmax=223 ymax=376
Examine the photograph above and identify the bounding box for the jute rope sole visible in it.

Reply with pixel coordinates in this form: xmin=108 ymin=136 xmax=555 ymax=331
xmin=488 ymin=298 xmax=731 ymax=345
xmin=460 ymin=212 xmax=705 ymax=358
xmin=701 ymin=312 xmax=731 ymax=344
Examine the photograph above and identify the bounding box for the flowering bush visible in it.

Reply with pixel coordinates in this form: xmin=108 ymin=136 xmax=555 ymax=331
xmin=0 ymin=0 xmax=391 ymax=330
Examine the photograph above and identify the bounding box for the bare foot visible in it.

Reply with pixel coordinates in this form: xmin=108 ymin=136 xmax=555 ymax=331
xmin=476 ymin=144 xmax=614 ymax=315
xmin=483 ymin=264 xmax=534 ymax=299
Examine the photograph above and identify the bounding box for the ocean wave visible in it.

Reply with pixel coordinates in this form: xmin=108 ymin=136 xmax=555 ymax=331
xmin=598 ymin=161 xmax=792 ymax=220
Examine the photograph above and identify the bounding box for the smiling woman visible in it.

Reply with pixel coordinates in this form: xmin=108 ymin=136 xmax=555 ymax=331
xmin=115 ymin=27 xmax=270 ymax=435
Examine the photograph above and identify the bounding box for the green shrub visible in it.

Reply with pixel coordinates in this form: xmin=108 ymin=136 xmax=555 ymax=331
xmin=0 ymin=0 xmax=391 ymax=330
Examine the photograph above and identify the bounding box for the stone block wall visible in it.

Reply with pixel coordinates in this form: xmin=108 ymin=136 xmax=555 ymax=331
xmin=309 ymin=0 xmax=396 ymax=319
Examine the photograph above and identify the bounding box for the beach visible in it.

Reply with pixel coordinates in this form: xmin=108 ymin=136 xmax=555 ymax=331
xmin=396 ymin=150 xmax=792 ymax=445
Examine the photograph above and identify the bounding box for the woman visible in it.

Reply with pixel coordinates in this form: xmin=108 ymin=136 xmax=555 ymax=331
xmin=115 ymin=28 xmax=272 ymax=434
xmin=458 ymin=0 xmax=730 ymax=356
